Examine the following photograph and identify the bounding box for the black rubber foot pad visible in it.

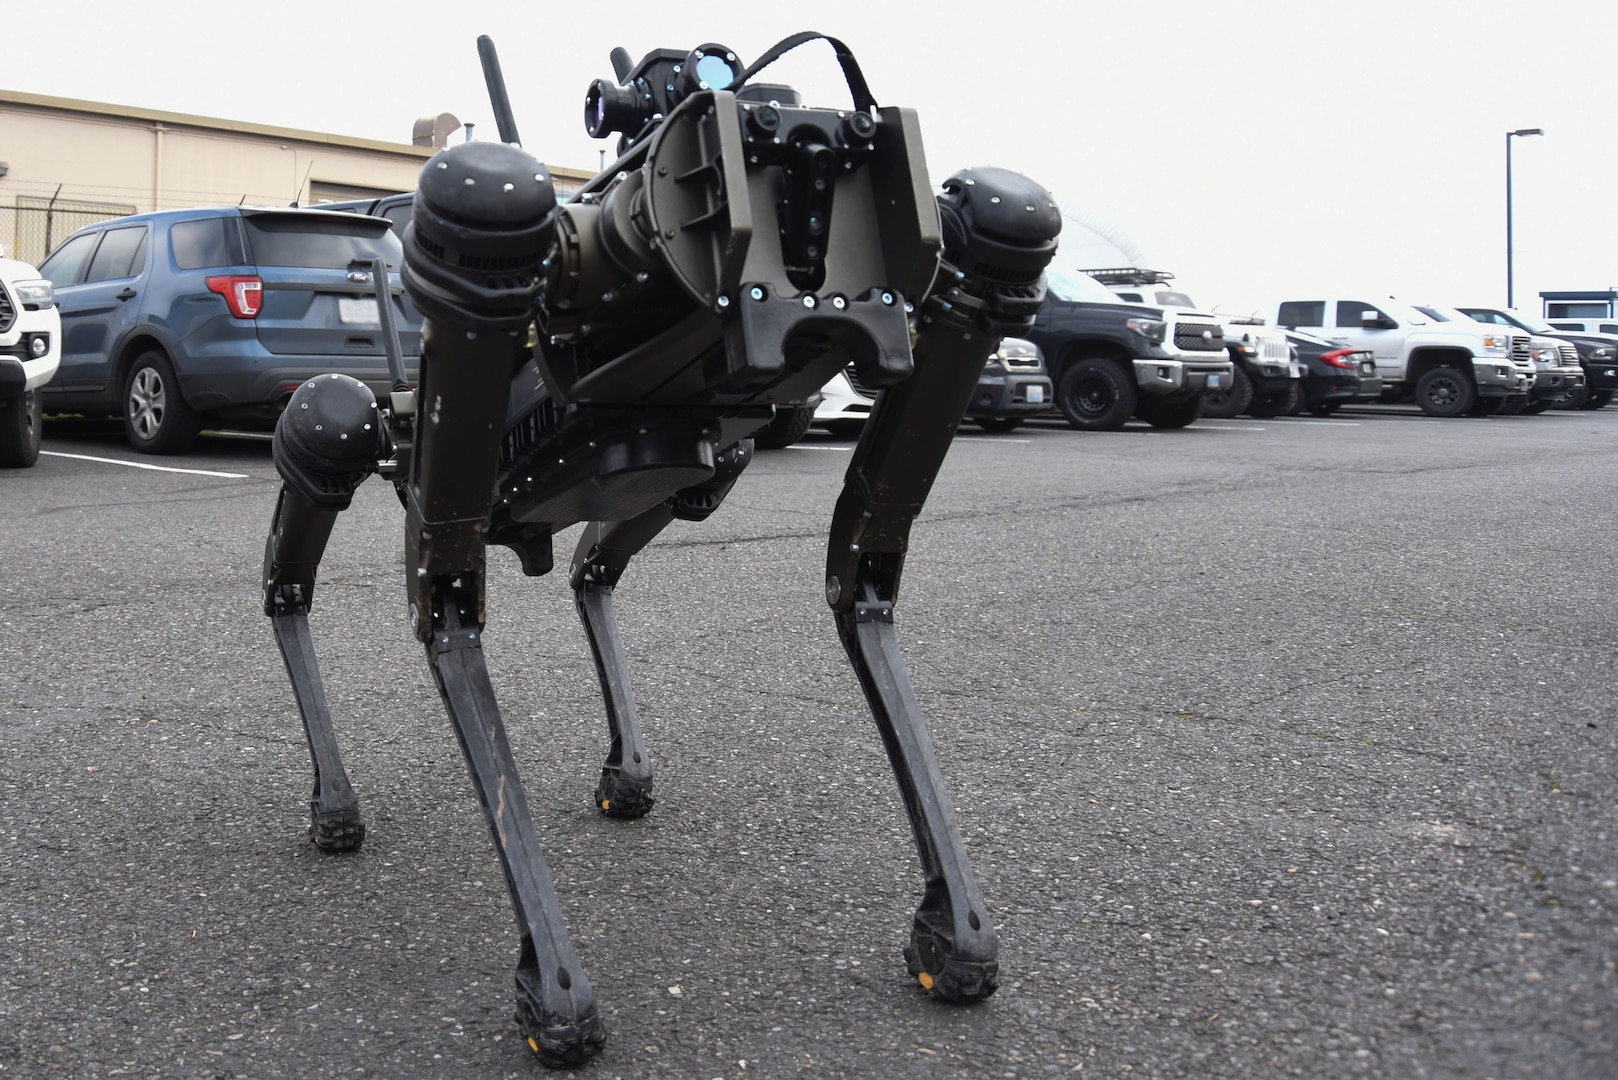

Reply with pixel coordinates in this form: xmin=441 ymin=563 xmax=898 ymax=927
xmin=309 ymin=807 xmax=365 ymax=852
xmin=905 ymin=937 xmax=999 ymax=1002
xmin=594 ymin=768 xmax=654 ymax=819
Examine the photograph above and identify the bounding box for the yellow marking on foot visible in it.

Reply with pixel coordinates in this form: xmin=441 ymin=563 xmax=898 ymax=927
xmin=917 ymin=971 xmax=935 ymax=991
xmin=527 ymin=1037 xmax=539 ymax=1053
xmin=601 ymin=800 xmax=610 ymax=811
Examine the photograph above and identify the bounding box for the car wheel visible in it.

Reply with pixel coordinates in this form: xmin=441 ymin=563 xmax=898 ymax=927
xmin=1307 ymin=401 xmax=1341 ymax=417
xmin=1413 ymin=366 xmax=1475 ymax=418
xmin=1582 ymin=388 xmax=1613 ymax=410
xmin=1247 ymin=382 xmax=1301 ymax=418
xmin=1136 ymin=394 xmax=1203 ymax=429
xmin=1199 ymin=365 xmax=1251 ymax=419
xmin=752 ymin=403 xmax=816 ymax=449
xmin=0 ymin=389 xmax=43 ymax=468
xmin=1056 ymin=358 xmax=1137 ymax=431
xmin=123 ymin=350 xmax=200 ymax=454
xmin=972 ymin=417 xmax=1022 ymax=433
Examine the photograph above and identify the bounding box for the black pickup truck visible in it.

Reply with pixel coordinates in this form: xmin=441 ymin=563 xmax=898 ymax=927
xmin=1025 ymin=269 xmax=1233 ymax=430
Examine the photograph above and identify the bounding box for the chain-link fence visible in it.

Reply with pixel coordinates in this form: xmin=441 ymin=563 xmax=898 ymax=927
xmin=2 ymin=197 xmax=136 ymax=266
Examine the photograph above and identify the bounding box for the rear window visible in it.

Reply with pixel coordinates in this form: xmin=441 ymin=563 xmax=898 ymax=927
xmin=1276 ymin=301 xmax=1324 ymax=326
xmin=171 ymin=217 xmax=247 ymax=270
xmin=243 ymin=215 xmax=403 ymax=270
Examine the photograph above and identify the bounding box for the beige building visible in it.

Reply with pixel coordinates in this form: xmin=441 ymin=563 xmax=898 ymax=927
xmin=0 ymin=89 xmax=592 ymax=265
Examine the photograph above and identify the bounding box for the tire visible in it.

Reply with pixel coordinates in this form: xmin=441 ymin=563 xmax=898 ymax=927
xmin=1136 ymin=394 xmax=1203 ymax=429
xmin=1056 ymin=358 xmax=1137 ymax=431
xmin=1199 ymin=365 xmax=1251 ymax=419
xmin=1555 ymin=386 xmax=1586 ymax=410
xmin=1247 ymin=382 xmax=1301 ymax=418
xmin=972 ymin=417 xmax=1022 ymax=433
xmin=122 ymin=350 xmax=200 ymax=454
xmin=752 ymin=403 xmax=816 ymax=449
xmin=1582 ymin=388 xmax=1613 ymax=410
xmin=0 ymin=389 xmax=43 ymax=468
xmin=1413 ymin=366 xmax=1476 ymax=418
xmin=1307 ymin=401 xmax=1341 ymax=417
xmin=1466 ymin=397 xmax=1504 ymax=417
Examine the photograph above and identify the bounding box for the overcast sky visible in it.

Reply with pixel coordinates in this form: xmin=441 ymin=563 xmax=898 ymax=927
xmin=8 ymin=0 xmax=1615 ymax=317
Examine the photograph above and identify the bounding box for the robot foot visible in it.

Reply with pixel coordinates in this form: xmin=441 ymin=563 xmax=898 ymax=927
xmin=513 ymin=967 xmax=607 ymax=1068
xmin=904 ymin=921 xmax=999 ymax=1003
xmin=308 ymin=805 xmax=365 ymax=852
xmin=594 ymin=766 xmax=654 ymax=819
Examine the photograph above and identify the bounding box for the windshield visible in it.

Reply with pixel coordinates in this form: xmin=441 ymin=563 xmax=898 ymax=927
xmin=1047 ymin=268 xmax=1125 ymax=304
xmin=1377 ymin=298 xmax=1430 ymax=326
xmin=1418 ymin=303 xmax=1484 ymax=326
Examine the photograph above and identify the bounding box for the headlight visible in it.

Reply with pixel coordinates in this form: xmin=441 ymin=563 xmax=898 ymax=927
xmin=1125 ymin=317 xmax=1166 ymax=342
xmin=1530 ymin=345 xmax=1558 ymax=363
xmin=1479 ymin=334 xmax=1507 ymax=353
xmin=1591 ymin=347 xmax=1615 ymax=361
xmin=11 ymin=278 xmax=54 ymax=309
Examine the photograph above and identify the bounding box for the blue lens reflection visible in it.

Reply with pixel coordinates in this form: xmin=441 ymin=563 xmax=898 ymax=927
xmin=696 ymin=54 xmax=734 ymax=89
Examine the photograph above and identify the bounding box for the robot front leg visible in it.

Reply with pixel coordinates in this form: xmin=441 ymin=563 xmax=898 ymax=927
xmin=824 ymin=167 xmax=1060 ymax=999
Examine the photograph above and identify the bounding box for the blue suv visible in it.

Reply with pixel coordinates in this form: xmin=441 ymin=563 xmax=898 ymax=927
xmin=37 ymin=206 xmax=421 ymax=452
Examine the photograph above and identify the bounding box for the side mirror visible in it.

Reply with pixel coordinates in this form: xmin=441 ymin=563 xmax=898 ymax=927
xmin=1361 ymin=311 xmax=1396 ymax=330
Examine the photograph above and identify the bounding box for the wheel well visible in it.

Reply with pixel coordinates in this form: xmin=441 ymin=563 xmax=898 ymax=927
xmin=114 ymin=336 xmax=170 ymax=393
xmin=1406 ymin=348 xmax=1475 ymax=384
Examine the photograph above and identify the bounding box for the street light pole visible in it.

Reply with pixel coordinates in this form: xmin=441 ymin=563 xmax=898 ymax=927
xmin=1506 ymin=127 xmax=1543 ymax=309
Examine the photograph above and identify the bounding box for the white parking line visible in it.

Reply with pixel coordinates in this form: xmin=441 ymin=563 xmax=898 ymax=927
xmin=784 ymin=443 xmax=854 ymax=451
xmin=40 ymin=451 xmax=249 ymax=478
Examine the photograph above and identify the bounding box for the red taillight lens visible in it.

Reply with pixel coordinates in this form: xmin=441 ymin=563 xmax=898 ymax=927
xmin=206 ymin=275 xmax=263 ymax=319
xmin=1319 ymin=348 xmax=1357 ymax=370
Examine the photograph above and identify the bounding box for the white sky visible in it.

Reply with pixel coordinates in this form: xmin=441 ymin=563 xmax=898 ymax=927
xmin=7 ymin=0 xmax=1615 ymax=317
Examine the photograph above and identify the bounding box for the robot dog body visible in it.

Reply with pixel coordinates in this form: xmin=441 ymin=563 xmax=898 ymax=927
xmin=262 ymin=33 xmax=1058 ymax=1066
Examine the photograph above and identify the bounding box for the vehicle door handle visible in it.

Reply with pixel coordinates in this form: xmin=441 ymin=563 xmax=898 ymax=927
xmin=116 ymin=287 xmax=137 ymax=300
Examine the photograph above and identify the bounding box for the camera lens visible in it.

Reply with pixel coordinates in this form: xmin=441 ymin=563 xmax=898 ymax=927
xmin=584 ymin=79 xmax=649 ymax=139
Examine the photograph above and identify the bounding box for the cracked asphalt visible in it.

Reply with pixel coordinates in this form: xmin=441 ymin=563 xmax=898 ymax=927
xmin=1 ymin=406 xmax=1614 ymax=1079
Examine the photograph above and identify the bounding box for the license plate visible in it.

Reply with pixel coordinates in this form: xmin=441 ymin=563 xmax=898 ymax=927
xmin=339 ymin=297 xmax=380 ymax=324
xmin=1026 ymin=385 xmax=1045 ymax=404
xmin=1208 ymin=373 xmax=1222 ymax=389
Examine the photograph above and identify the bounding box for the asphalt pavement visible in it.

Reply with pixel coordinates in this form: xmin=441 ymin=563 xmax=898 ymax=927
xmin=1 ymin=406 xmax=1614 ymax=1079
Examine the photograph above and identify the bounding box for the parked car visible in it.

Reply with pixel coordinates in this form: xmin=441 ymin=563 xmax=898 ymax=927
xmin=1455 ymin=305 xmax=1617 ymax=410
xmin=809 ymin=338 xmax=1051 ymax=439
xmin=1282 ymin=330 xmax=1382 ymax=416
xmin=36 ymin=206 xmax=421 ymax=453
xmin=1026 ymin=268 xmax=1231 ymax=431
xmin=0 ymin=255 xmax=61 ymax=467
xmin=964 ymin=337 xmax=1051 ymax=432
xmin=1415 ymin=304 xmax=1582 ymax=414
xmin=312 ymin=192 xmax=415 ymax=236
xmin=1270 ymin=296 xmax=1531 ymax=417
xmin=1091 ymin=269 xmax=1298 ymax=419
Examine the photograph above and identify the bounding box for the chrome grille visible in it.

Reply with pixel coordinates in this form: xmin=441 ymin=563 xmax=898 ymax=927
xmin=1558 ymin=343 xmax=1579 ymax=365
xmin=1510 ymin=337 xmax=1532 ymax=363
xmin=0 ymin=282 xmax=15 ymax=334
xmin=1174 ymin=321 xmax=1224 ymax=351
xmin=1002 ymin=353 xmax=1043 ymax=372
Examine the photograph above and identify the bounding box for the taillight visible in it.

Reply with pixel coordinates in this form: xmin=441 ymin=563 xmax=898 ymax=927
xmin=206 ymin=275 xmax=263 ymax=319
xmin=1319 ymin=348 xmax=1357 ymax=370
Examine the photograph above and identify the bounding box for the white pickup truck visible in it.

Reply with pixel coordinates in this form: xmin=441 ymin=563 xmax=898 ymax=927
xmin=0 ymin=255 xmax=60 ymax=467
xmin=1270 ymin=296 xmax=1531 ymax=417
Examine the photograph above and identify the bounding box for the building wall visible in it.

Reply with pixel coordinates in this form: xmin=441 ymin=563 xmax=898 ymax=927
xmin=0 ymin=90 xmax=592 ymax=264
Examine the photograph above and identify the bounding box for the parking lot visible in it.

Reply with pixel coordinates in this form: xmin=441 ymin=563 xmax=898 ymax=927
xmin=2 ymin=406 xmax=1615 ymax=1079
